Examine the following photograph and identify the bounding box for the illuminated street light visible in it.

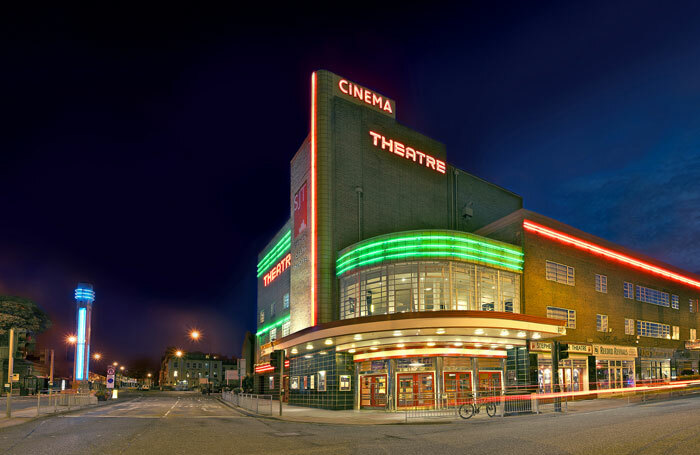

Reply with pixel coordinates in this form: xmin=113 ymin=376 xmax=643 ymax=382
xmin=66 ymin=335 xmax=77 ymax=344
xmin=93 ymin=353 xmax=101 ymax=360
xmin=189 ymin=330 xmax=201 ymax=341
xmin=147 ymin=373 xmax=152 ymax=378
xmin=175 ymin=350 xmax=183 ymax=357
xmin=112 ymin=361 xmax=118 ymax=367
xmin=119 ymin=366 xmax=125 ymax=371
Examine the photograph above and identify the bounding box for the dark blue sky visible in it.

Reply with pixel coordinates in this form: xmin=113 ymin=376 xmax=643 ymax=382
xmin=2 ymin=2 xmax=699 ymax=374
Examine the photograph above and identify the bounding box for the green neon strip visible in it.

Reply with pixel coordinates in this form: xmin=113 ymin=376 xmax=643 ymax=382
xmin=257 ymin=230 xmax=292 ymax=277
xmin=256 ymin=315 xmax=291 ymax=337
xmin=336 ymin=243 xmax=523 ymax=270
xmin=336 ymin=231 xmax=524 ymax=276
xmin=336 ymin=234 xmax=523 ymax=264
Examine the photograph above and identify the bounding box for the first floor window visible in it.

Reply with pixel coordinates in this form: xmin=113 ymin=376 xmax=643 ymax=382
xmin=282 ymin=320 xmax=291 ymax=337
xmin=672 ymin=326 xmax=680 ymax=340
xmin=597 ymin=314 xmax=608 ymax=332
xmin=269 ymin=327 xmax=277 ymax=342
xmin=691 ymin=328 xmax=697 ymax=340
xmin=547 ymin=306 xmax=576 ymax=329
xmin=625 ymin=318 xmax=635 ymax=335
xmin=595 ymin=274 xmax=607 ymax=293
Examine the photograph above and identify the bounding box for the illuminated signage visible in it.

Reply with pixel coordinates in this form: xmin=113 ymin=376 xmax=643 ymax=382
xmin=293 ymin=182 xmax=307 ymax=238
xmin=338 ymin=79 xmax=393 ymax=114
xmin=592 ymin=344 xmax=637 ymax=358
xmin=263 ymin=253 xmax=291 ymax=286
xmin=75 ymin=307 xmax=86 ymax=380
xmin=369 ymin=131 xmax=446 ymax=174
xmin=529 ymin=341 xmax=591 ymax=354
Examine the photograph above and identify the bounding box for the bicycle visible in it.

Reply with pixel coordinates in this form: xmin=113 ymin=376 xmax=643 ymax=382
xmin=458 ymin=397 xmax=496 ymax=419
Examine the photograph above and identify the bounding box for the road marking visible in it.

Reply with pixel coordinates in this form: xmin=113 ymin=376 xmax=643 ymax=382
xmin=163 ymin=398 xmax=180 ymax=417
xmin=64 ymin=415 xmax=246 ymax=419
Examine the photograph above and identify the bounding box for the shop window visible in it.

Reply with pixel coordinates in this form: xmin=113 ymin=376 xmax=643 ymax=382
xmin=596 ymin=314 xmax=608 ymax=332
xmin=595 ymin=274 xmax=607 ymax=293
xmin=269 ymin=376 xmax=274 ymax=389
xmin=547 ymin=306 xmax=576 ymax=329
xmin=318 ymin=371 xmax=326 ymax=392
xmin=672 ymin=326 xmax=680 ymax=340
xmin=672 ymin=294 xmax=679 ymax=310
xmin=625 ymin=318 xmax=635 ymax=335
xmin=546 ymin=260 xmax=575 ymax=286
xmin=623 ymin=281 xmax=634 ymax=299
xmin=691 ymin=328 xmax=697 ymax=340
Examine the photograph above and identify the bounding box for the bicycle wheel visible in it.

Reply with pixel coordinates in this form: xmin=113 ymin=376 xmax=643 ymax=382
xmin=458 ymin=403 xmax=475 ymax=419
xmin=485 ymin=403 xmax=496 ymax=417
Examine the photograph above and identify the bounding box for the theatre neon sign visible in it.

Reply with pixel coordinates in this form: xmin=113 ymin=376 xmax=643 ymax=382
xmin=263 ymin=253 xmax=291 ymax=287
xmin=369 ymin=131 xmax=446 ymax=174
xmin=339 ymin=79 xmax=393 ymax=114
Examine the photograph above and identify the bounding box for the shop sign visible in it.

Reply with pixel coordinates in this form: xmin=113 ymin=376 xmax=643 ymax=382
xmin=529 ymin=341 xmax=591 ymax=354
xmin=369 ymin=131 xmax=446 ymax=174
xmin=638 ymin=347 xmax=676 ymax=359
xmin=592 ymin=344 xmax=637 ymax=358
xmin=686 ymin=340 xmax=700 ymax=350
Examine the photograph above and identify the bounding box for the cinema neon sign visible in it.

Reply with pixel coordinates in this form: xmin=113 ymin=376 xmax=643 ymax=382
xmin=369 ymin=131 xmax=446 ymax=174
xmin=338 ymin=79 xmax=393 ymax=114
xmin=263 ymin=253 xmax=291 ymax=287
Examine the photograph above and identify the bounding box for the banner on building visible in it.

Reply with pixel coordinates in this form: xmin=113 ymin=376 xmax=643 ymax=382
xmin=293 ymin=181 xmax=307 ymax=238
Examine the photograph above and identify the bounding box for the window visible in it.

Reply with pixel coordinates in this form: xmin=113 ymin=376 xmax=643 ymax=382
xmin=637 ymin=320 xmax=670 ymax=339
xmin=268 ymin=376 xmax=274 ymax=389
xmin=546 ymin=261 xmax=575 ymax=286
xmin=691 ymin=328 xmax=697 ymax=340
xmin=623 ymin=282 xmax=634 ymax=299
xmin=259 ymin=310 xmax=265 ymax=323
xmin=625 ymin=318 xmax=635 ymax=335
xmin=597 ymin=314 xmax=608 ymax=332
xmin=636 ymin=285 xmax=670 ymax=307
xmin=672 ymin=326 xmax=680 ymax=340
xmin=270 ymin=302 xmax=275 ymax=317
xmin=282 ymin=320 xmax=291 ymax=337
xmin=690 ymin=299 xmax=698 ymax=313
xmin=672 ymin=295 xmax=679 ymax=310
xmin=269 ymin=327 xmax=277 ymax=342
xmin=547 ymin=306 xmax=576 ymax=329
xmin=595 ymin=274 xmax=607 ymax=293
xmin=283 ymin=293 xmax=290 ymax=309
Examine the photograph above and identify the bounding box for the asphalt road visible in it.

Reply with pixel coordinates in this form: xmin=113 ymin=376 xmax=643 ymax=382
xmin=1 ymin=391 xmax=699 ymax=454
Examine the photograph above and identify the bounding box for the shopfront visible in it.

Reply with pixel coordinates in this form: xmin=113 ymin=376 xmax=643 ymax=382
xmin=531 ymin=341 xmax=591 ymax=393
xmin=637 ymin=347 xmax=674 ymax=384
xmin=591 ymin=344 xmax=637 ymax=390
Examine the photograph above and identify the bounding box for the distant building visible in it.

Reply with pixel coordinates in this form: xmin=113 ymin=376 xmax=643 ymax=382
xmin=159 ymin=350 xmax=237 ymax=389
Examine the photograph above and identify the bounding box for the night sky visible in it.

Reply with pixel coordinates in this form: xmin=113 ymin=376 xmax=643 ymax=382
xmin=3 ymin=2 xmax=700 ymax=376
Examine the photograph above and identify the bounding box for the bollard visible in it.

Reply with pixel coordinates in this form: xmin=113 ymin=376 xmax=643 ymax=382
xmin=37 ymin=392 xmax=41 ymax=416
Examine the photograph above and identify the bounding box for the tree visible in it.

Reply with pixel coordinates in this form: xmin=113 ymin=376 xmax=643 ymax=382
xmin=0 ymin=296 xmax=51 ymax=339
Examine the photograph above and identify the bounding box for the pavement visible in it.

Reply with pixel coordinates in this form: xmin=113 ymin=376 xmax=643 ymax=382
xmin=0 ymin=390 xmax=699 ymax=454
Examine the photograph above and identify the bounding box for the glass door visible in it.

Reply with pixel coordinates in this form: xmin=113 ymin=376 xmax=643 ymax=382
xmin=478 ymin=371 xmax=502 ymax=396
xmin=444 ymin=372 xmax=472 ymax=406
xmin=360 ymin=374 xmax=387 ymax=408
xmin=397 ymin=373 xmax=435 ymax=409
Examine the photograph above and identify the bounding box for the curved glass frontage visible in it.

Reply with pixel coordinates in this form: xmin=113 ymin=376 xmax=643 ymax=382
xmin=339 ymin=260 xmax=521 ymax=320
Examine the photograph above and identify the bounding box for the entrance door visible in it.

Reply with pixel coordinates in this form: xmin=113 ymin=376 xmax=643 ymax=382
xmin=360 ymin=375 xmax=387 ymax=408
xmin=443 ymin=372 xmax=472 ymax=406
xmin=397 ymin=373 xmax=435 ymax=409
xmin=478 ymin=371 xmax=502 ymax=396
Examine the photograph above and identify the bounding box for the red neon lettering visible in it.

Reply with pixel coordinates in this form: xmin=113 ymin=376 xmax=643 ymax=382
xmin=364 ymin=90 xmax=372 ymax=103
xmin=353 ymin=85 xmax=363 ymax=99
xmin=394 ymin=141 xmax=405 ymax=157
xmin=368 ymin=131 xmax=444 ymax=175
xmin=372 ymin=93 xmax=383 ymax=106
xmin=405 ymin=147 xmax=416 ymax=161
xmin=381 ymin=136 xmax=393 ymax=152
xmin=436 ymin=160 xmax=446 ymax=174
xmin=338 ymin=79 xmax=349 ymax=94
xmin=263 ymin=253 xmax=291 ymax=287
xmin=338 ymin=79 xmax=393 ymax=114
xmin=383 ymin=100 xmax=392 ymax=113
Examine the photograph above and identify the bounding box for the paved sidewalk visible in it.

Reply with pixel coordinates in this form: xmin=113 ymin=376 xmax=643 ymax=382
xmin=221 ymin=390 xmax=700 ymax=425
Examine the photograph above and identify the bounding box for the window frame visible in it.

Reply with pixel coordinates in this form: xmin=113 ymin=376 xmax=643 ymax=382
xmin=545 ymin=260 xmax=575 ymax=286
xmin=595 ymin=274 xmax=608 ymax=293
xmin=547 ymin=306 xmax=576 ymax=329
xmin=596 ymin=314 xmax=608 ymax=332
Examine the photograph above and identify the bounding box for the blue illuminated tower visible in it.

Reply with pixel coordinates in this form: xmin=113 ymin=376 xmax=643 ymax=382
xmin=73 ymin=283 xmax=95 ymax=383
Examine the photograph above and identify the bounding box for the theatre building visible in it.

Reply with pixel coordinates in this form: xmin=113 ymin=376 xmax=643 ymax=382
xmin=253 ymin=70 xmax=700 ymax=410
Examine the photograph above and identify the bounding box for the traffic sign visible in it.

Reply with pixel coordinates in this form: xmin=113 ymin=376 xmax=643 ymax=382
xmin=107 ymin=366 xmax=115 ymax=375
xmin=106 ymin=374 xmax=115 ymax=389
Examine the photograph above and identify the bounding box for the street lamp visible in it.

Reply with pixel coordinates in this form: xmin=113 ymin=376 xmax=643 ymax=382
xmin=113 ymin=361 xmax=118 ymax=367
xmin=175 ymin=350 xmax=183 ymax=357
xmin=189 ymin=330 xmax=201 ymax=341
xmin=93 ymin=353 xmax=101 ymax=361
xmin=119 ymin=366 xmax=125 ymax=372
xmin=66 ymin=335 xmax=77 ymax=344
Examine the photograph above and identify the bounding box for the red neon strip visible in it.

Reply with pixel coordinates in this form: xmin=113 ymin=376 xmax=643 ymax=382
xmin=310 ymin=72 xmax=317 ymax=326
xmin=523 ymin=220 xmax=700 ymax=290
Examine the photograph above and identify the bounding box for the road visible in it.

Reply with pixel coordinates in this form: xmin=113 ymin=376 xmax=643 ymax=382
xmin=1 ymin=391 xmax=699 ymax=454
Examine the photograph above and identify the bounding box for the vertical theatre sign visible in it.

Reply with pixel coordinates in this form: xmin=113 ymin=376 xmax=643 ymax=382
xmin=294 ymin=181 xmax=307 ymax=238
